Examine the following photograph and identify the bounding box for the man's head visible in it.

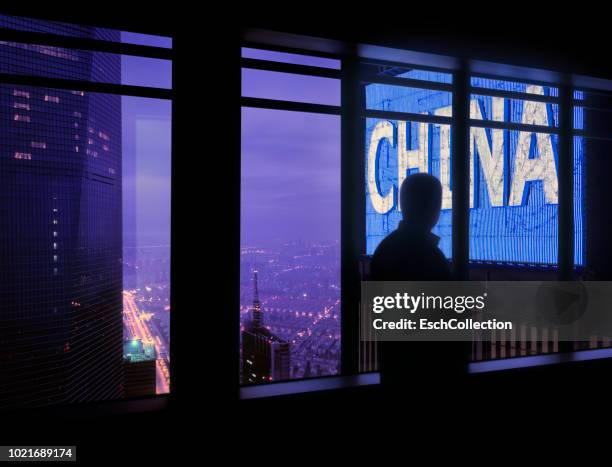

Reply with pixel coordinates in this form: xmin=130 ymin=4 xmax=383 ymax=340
xmin=399 ymin=173 xmax=443 ymax=231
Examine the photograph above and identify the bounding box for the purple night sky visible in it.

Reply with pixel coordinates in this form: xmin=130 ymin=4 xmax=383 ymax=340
xmin=121 ymin=44 xmax=342 ymax=250
xmin=241 ymin=48 xmax=341 ymax=246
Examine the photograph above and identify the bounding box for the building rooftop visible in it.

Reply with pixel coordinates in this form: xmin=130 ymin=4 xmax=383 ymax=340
xmin=123 ymin=338 xmax=156 ymax=362
xmin=243 ymin=321 xmax=288 ymax=344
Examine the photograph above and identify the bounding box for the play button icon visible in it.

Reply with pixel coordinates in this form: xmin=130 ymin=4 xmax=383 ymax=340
xmin=536 ymin=281 xmax=588 ymax=325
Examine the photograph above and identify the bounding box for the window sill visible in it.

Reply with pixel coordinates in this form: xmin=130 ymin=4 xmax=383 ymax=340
xmin=240 ymin=373 xmax=380 ymax=400
xmin=469 ymin=347 xmax=612 ymax=373
xmin=239 ymin=348 xmax=612 ymax=400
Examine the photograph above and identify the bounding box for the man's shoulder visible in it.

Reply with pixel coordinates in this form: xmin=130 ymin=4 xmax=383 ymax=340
xmin=373 ymin=229 xmax=438 ymax=259
xmin=371 ymin=233 xmax=404 ymax=268
xmin=372 ymin=229 xmax=402 ymax=256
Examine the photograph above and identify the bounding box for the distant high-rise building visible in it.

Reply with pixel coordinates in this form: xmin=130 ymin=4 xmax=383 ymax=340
xmin=241 ymin=272 xmax=290 ymax=384
xmin=0 ymin=16 xmax=123 ymax=408
xmin=123 ymin=339 xmax=156 ymax=397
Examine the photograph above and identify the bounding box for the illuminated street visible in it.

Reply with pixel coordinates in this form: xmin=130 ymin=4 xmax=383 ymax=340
xmin=123 ymin=291 xmax=170 ymax=394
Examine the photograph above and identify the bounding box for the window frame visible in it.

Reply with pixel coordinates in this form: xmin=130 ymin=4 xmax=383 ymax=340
xmin=239 ymin=50 xmax=343 ymax=386
xmin=0 ymin=19 xmax=174 ymax=412
xmin=2 ymin=17 xmax=608 ymax=408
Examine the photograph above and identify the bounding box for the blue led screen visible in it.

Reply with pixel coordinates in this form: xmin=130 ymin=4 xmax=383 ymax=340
xmin=365 ymin=74 xmax=585 ymax=265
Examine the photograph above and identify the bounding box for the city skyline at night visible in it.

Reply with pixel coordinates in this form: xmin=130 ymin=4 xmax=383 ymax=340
xmin=240 ymin=241 xmax=340 ymax=382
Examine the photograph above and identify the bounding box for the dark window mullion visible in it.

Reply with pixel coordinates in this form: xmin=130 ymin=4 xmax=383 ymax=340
xmin=240 ymin=97 xmax=340 ymax=115
xmin=360 ymin=73 xmax=452 ymax=92
xmin=240 ymin=57 xmax=341 ymax=79
xmin=558 ymin=79 xmax=574 ymax=279
xmin=241 ymin=38 xmax=344 ymax=61
xmin=341 ymin=56 xmax=363 ymax=376
xmin=451 ymin=62 xmax=470 ymax=280
xmin=470 ymin=87 xmax=559 ymax=104
xmin=469 ymin=119 xmax=559 ymax=135
xmin=363 ymin=109 xmax=452 ymax=126
xmin=0 ymin=72 xmax=172 ymax=99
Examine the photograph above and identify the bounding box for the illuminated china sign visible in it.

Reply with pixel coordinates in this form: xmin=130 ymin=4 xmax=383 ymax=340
xmin=365 ymin=75 xmax=584 ymax=265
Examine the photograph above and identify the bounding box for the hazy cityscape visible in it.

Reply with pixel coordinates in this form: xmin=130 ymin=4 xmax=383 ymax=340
xmin=240 ymin=240 xmax=340 ymax=382
xmin=240 ymin=101 xmax=340 ymax=385
xmin=122 ymin=243 xmax=171 ymax=393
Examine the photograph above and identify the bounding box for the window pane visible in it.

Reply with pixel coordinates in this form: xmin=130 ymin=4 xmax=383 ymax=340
xmin=122 ymin=96 xmax=171 ymax=395
xmin=569 ymin=89 xmax=610 ymax=269
xmin=122 ymin=54 xmax=171 ymax=89
xmin=0 ymin=84 xmax=171 ymax=407
xmin=364 ymin=77 xmax=453 ymax=258
xmin=470 ymin=93 xmax=558 ymax=127
xmin=366 ymin=83 xmax=452 ymax=115
xmin=574 ymin=135 xmax=585 ymax=266
xmin=575 ymin=90 xmax=612 ymax=138
xmin=361 ymin=62 xmax=452 ymax=84
xmin=240 ymin=108 xmax=340 ymax=384
xmin=468 ymin=129 xmax=561 ymax=264
xmin=242 ymin=68 xmax=340 ymax=106
xmin=362 ymin=75 xmax=453 ymax=374
xmin=242 ymin=47 xmax=340 ymax=69
xmin=468 ymin=96 xmax=585 ymax=266
xmin=471 ymin=76 xmax=557 ymax=95
xmin=365 ymin=117 xmax=452 ymax=257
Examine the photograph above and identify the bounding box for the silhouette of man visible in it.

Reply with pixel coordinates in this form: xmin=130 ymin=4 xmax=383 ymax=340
xmin=371 ymin=173 xmax=451 ymax=282
xmin=370 ymin=173 xmax=465 ymax=394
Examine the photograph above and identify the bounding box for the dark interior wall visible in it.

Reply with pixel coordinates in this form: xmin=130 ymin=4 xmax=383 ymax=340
xmin=0 ymin=4 xmax=175 ymax=36
xmin=236 ymin=8 xmax=612 ymax=81
xmin=2 ymin=5 xmax=609 ymax=80
xmin=5 ymin=5 xmax=601 ymax=80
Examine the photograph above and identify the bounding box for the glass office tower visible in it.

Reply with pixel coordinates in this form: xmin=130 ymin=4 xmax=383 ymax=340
xmin=0 ymin=17 xmax=123 ymax=407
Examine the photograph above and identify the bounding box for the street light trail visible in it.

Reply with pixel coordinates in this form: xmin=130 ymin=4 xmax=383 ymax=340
xmin=123 ymin=291 xmax=170 ymax=394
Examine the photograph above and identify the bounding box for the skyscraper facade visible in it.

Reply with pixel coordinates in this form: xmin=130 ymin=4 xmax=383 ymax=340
xmin=0 ymin=16 xmax=123 ymax=408
xmin=241 ymin=272 xmax=290 ymax=384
